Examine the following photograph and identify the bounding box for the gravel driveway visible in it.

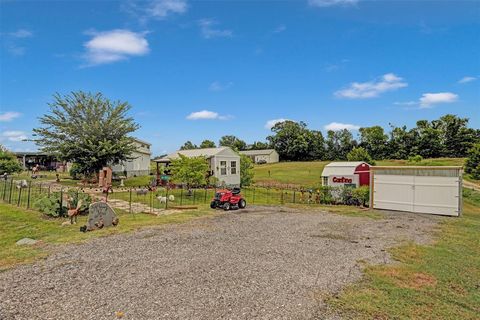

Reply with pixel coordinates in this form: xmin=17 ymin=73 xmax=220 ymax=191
xmin=0 ymin=206 xmax=441 ymax=320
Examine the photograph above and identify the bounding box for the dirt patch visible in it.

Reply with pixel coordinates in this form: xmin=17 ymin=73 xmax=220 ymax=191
xmin=377 ymin=267 xmax=437 ymax=289
xmin=0 ymin=205 xmax=441 ymax=320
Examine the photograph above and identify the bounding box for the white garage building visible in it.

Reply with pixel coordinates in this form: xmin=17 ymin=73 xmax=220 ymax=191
xmin=370 ymin=166 xmax=462 ymax=217
xmin=239 ymin=149 xmax=279 ymax=164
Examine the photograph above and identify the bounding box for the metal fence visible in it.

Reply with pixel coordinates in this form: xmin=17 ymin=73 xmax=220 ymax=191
xmin=0 ymin=178 xmax=368 ymax=216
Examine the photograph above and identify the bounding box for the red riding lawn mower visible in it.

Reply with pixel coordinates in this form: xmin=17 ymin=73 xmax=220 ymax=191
xmin=210 ymin=187 xmax=247 ymax=211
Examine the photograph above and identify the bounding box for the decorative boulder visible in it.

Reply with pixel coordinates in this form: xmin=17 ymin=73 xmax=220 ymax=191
xmin=80 ymin=202 xmax=119 ymax=232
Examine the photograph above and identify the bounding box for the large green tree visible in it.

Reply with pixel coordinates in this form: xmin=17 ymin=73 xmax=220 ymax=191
xmin=432 ymin=114 xmax=479 ymax=157
xmin=199 ymin=140 xmax=216 ymax=148
xmin=359 ymin=126 xmax=388 ymax=160
xmin=169 ymin=155 xmax=209 ymax=187
xmin=33 ymin=91 xmax=139 ymax=176
xmin=325 ymin=129 xmax=356 ymax=160
xmin=267 ymin=121 xmax=325 ymax=161
xmin=347 ymin=146 xmax=375 ymax=165
xmin=180 ymin=141 xmax=198 ymax=150
xmin=219 ymin=135 xmax=247 ymax=151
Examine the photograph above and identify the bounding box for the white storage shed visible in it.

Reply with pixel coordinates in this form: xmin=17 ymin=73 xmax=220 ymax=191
xmin=370 ymin=166 xmax=462 ymax=217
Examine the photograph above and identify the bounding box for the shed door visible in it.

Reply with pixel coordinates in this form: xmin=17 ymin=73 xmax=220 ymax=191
xmin=373 ymin=174 xmax=414 ymax=212
xmin=373 ymin=174 xmax=460 ymax=216
xmin=412 ymin=176 xmax=460 ymax=216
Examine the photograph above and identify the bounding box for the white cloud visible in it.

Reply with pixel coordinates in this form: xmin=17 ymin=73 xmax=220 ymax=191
xmin=83 ymin=29 xmax=149 ymax=66
xmin=419 ymin=92 xmax=458 ymax=108
xmin=458 ymin=76 xmax=477 ymax=84
xmin=2 ymin=131 xmax=27 ymax=142
xmin=394 ymin=101 xmax=417 ymax=106
xmin=147 ymin=0 xmax=188 ymax=19
xmin=209 ymin=81 xmax=233 ymax=92
xmin=8 ymin=29 xmax=33 ymax=38
xmin=309 ymin=0 xmax=359 ymax=7
xmin=186 ymin=110 xmax=230 ymax=120
xmin=273 ymin=25 xmax=286 ymax=33
xmin=0 ymin=112 xmax=21 ymax=122
xmin=265 ymin=118 xmax=290 ymax=129
xmin=335 ymin=73 xmax=407 ymax=99
xmin=324 ymin=122 xmax=360 ymax=131
xmin=123 ymin=0 xmax=188 ymax=22
xmin=199 ymin=19 xmax=232 ymax=39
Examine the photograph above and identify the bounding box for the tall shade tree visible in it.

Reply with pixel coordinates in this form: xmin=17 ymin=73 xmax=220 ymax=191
xmin=32 ymin=92 xmax=139 ymax=176
xmin=325 ymin=129 xmax=356 ymax=160
xmin=199 ymin=140 xmax=216 ymax=148
xmin=180 ymin=141 xmax=198 ymax=150
xmin=219 ymin=135 xmax=247 ymax=151
xmin=359 ymin=126 xmax=388 ymax=160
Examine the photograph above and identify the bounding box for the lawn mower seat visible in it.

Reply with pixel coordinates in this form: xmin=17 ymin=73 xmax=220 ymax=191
xmin=231 ymin=187 xmax=241 ymax=195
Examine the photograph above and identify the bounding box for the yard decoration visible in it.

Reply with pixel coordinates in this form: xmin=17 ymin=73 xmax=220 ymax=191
xmin=80 ymin=201 xmax=119 ymax=232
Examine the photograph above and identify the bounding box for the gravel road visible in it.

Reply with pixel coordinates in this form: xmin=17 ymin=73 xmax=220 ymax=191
xmin=0 ymin=206 xmax=441 ymax=320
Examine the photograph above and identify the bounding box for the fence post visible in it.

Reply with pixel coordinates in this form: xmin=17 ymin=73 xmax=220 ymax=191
xmin=267 ymin=188 xmax=270 ymax=205
xmin=281 ymin=190 xmax=284 ymax=205
xmin=59 ymin=187 xmax=63 ymax=217
xmin=204 ymin=188 xmax=207 ymax=204
xmin=293 ymin=191 xmax=296 ymax=203
xmin=193 ymin=189 xmax=196 ymax=205
xmin=129 ymin=188 xmax=132 ymax=214
xmin=180 ymin=188 xmax=183 ymax=206
xmin=149 ymin=190 xmax=153 ymax=214
xmin=253 ymin=187 xmax=256 ymax=204
xmin=2 ymin=179 xmax=7 ymax=201
xmin=165 ymin=187 xmax=169 ymax=209
xmin=8 ymin=178 xmax=14 ymax=204
xmin=27 ymin=180 xmax=32 ymax=209
xmin=17 ymin=186 xmax=23 ymax=206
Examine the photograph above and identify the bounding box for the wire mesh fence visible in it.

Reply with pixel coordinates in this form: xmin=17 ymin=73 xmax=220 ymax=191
xmin=1 ymin=177 xmax=369 ymax=217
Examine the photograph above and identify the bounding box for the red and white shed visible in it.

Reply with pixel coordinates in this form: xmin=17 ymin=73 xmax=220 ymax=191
xmin=321 ymin=162 xmax=371 ymax=187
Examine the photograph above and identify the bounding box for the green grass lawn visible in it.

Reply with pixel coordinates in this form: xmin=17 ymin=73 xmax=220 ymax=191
xmin=0 ymin=203 xmax=214 ymax=271
xmin=253 ymin=158 xmax=468 ymax=187
xmin=327 ymin=188 xmax=480 ymax=319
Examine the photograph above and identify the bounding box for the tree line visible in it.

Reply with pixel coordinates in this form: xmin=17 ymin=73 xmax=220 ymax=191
xmin=180 ymin=114 xmax=480 ymax=162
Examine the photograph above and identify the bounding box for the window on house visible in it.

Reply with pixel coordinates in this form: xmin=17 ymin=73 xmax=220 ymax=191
xmin=231 ymin=161 xmax=237 ymax=174
xmin=322 ymin=176 xmax=328 ymax=186
xmin=220 ymin=161 xmax=227 ymax=175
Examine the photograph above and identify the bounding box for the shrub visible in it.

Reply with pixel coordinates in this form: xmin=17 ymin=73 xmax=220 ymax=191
xmin=465 ymin=143 xmax=480 ymax=180
xmin=0 ymin=148 xmax=22 ymax=175
xmin=352 ymin=186 xmax=370 ymax=207
xmin=33 ymin=193 xmax=67 ymax=217
xmin=69 ymin=163 xmax=83 ymax=180
xmin=33 ymin=189 xmax=92 ymax=217
xmin=408 ymin=154 xmax=423 ymax=163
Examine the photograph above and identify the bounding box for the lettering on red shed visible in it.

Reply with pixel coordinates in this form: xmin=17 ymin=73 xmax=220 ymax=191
xmin=332 ymin=176 xmax=353 ymax=183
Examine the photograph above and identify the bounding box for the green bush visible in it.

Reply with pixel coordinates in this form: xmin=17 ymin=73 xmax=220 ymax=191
xmin=0 ymin=148 xmax=22 ymax=175
xmin=69 ymin=163 xmax=83 ymax=180
xmin=465 ymin=143 xmax=480 ymax=180
xmin=352 ymin=186 xmax=370 ymax=207
xmin=408 ymin=154 xmax=423 ymax=163
xmin=33 ymin=193 xmax=66 ymax=217
xmin=33 ymin=189 xmax=92 ymax=217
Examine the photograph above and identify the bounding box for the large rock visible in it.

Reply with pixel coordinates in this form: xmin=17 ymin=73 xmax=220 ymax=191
xmin=81 ymin=201 xmax=119 ymax=232
xmin=16 ymin=238 xmax=38 ymax=245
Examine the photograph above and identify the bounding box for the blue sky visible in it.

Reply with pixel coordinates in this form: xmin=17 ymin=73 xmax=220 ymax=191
xmin=1 ymin=0 xmax=479 ymax=156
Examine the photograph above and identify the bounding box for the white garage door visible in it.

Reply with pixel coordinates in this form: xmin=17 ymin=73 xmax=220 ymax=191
xmin=372 ymin=167 xmax=462 ymax=217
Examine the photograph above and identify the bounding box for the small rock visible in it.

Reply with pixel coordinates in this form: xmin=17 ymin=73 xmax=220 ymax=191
xmin=16 ymin=238 xmax=38 ymax=246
